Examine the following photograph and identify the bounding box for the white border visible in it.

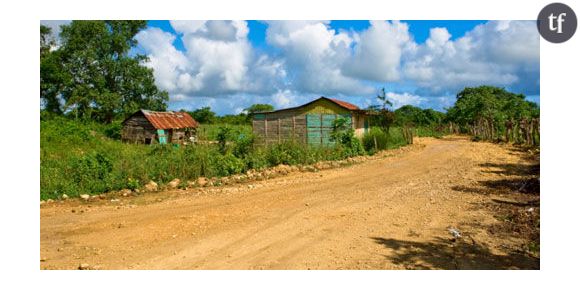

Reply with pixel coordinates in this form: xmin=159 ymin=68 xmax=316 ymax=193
xmin=1 ymin=0 xmax=579 ymax=289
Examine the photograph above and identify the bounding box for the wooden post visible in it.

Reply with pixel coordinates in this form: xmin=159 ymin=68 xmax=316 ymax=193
xmin=265 ymin=118 xmax=268 ymax=143
xmin=278 ymin=118 xmax=281 ymax=143
xmin=292 ymin=115 xmax=296 ymax=142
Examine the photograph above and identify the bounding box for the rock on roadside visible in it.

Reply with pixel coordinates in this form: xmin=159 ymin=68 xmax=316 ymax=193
xmin=197 ymin=177 xmax=208 ymax=187
xmin=144 ymin=181 xmax=158 ymax=192
xmin=167 ymin=178 xmax=181 ymax=189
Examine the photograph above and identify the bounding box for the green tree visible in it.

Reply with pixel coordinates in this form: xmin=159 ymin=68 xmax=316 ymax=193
xmin=40 ymin=21 xmax=168 ymax=122
xmin=40 ymin=25 xmax=67 ymax=114
xmin=445 ymin=86 xmax=539 ymax=136
xmin=368 ymin=87 xmax=395 ymax=133
xmin=244 ymin=103 xmax=274 ymax=114
xmin=189 ymin=107 xmax=216 ymax=124
xmin=394 ymin=105 xmax=446 ymax=127
xmin=40 ymin=25 xmax=55 ymax=58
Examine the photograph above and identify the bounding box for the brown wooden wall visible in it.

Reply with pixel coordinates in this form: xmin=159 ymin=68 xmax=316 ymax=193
xmin=253 ymin=111 xmax=307 ymax=145
xmin=121 ymin=115 xmax=158 ymax=144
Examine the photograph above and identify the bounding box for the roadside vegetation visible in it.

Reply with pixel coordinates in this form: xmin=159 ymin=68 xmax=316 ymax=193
xmin=40 ymin=21 xmax=540 ymax=201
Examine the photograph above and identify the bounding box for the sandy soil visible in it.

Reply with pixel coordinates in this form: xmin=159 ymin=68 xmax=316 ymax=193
xmin=40 ymin=136 xmax=540 ymax=270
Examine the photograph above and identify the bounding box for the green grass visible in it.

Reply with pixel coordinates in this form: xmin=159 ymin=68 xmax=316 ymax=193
xmin=41 ymin=117 xmax=440 ymax=200
xmin=197 ymin=124 xmax=252 ymax=141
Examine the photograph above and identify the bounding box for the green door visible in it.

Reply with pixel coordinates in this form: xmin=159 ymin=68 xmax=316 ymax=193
xmin=157 ymin=129 xmax=167 ymax=144
xmin=307 ymin=114 xmax=351 ymax=146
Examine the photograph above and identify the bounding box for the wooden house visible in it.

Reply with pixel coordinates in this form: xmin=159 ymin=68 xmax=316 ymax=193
xmin=251 ymin=97 xmax=369 ymax=146
xmin=121 ymin=110 xmax=199 ymax=144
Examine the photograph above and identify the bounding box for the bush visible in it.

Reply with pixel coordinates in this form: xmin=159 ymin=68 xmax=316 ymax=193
xmin=233 ymin=132 xmax=255 ymax=158
xmin=331 ymin=117 xmax=366 ymax=157
xmin=362 ymin=128 xmax=390 ymax=153
xmin=104 ymin=121 xmax=123 ymax=140
xmin=212 ymin=153 xmax=245 ymax=176
xmin=216 ymin=127 xmax=233 ymax=154
xmin=126 ymin=177 xmax=140 ymax=191
xmin=362 ymin=127 xmax=408 ymax=154
xmin=72 ymin=152 xmax=114 ymax=194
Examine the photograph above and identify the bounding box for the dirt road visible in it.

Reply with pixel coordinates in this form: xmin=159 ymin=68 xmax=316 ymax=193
xmin=40 ymin=136 xmax=540 ymax=270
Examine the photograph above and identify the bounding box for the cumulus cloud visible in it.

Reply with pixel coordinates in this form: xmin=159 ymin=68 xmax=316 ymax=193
xmin=265 ymin=21 xmax=374 ymax=96
xmin=344 ymin=21 xmax=412 ymax=82
xmin=136 ymin=20 xmax=285 ymax=98
xmin=402 ymin=21 xmax=539 ymax=96
xmin=128 ymin=20 xmax=540 ymax=113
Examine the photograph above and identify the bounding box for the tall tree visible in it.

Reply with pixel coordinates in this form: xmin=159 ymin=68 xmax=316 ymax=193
xmin=40 ymin=21 xmax=168 ymax=122
xmin=40 ymin=25 xmax=54 ymax=58
xmin=40 ymin=25 xmax=66 ymax=114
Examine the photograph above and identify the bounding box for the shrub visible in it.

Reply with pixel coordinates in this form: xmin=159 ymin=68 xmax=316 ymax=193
xmin=126 ymin=177 xmax=140 ymax=191
xmin=212 ymin=153 xmax=245 ymax=176
xmin=72 ymin=152 xmax=114 ymax=194
xmin=362 ymin=128 xmax=390 ymax=153
xmin=216 ymin=127 xmax=233 ymax=154
xmin=331 ymin=117 xmax=366 ymax=157
xmin=104 ymin=121 xmax=123 ymax=140
xmin=233 ymin=132 xmax=255 ymax=158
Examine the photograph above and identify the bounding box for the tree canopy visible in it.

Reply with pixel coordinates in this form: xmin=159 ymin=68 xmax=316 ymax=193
xmin=445 ymin=86 xmax=539 ymax=128
xmin=394 ymin=105 xmax=445 ymax=127
xmin=244 ymin=104 xmax=274 ymax=114
xmin=40 ymin=21 xmax=168 ymax=123
xmin=189 ymin=107 xmax=217 ymax=124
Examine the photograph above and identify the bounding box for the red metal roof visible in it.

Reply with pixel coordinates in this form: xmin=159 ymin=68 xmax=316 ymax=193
xmin=141 ymin=110 xmax=198 ymax=130
xmin=328 ymin=98 xmax=360 ymax=110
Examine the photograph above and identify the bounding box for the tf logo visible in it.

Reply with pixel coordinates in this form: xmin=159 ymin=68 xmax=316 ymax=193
xmin=538 ymin=2 xmax=577 ymax=43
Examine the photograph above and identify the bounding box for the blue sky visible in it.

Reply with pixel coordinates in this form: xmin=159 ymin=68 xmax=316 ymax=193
xmin=43 ymin=20 xmax=540 ymax=115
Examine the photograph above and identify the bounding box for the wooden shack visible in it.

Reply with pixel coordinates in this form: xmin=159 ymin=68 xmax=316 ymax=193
xmin=121 ymin=110 xmax=198 ymax=144
xmin=252 ymin=97 xmax=368 ymax=146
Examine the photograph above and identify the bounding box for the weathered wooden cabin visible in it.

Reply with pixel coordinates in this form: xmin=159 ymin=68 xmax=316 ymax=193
xmin=121 ymin=110 xmax=199 ymax=144
xmin=252 ymin=97 xmax=369 ymax=146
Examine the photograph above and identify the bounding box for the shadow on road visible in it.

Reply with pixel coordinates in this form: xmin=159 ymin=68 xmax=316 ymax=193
xmin=370 ymin=236 xmax=539 ymax=270
xmin=452 ymin=162 xmax=540 ymax=196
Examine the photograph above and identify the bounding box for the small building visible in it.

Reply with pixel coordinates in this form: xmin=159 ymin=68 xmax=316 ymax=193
xmin=252 ymin=97 xmax=369 ymax=146
xmin=121 ymin=110 xmax=199 ymax=144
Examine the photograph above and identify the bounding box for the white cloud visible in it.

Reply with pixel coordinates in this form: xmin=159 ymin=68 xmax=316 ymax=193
xmin=344 ymin=21 xmax=412 ymax=82
xmin=402 ymin=21 xmax=540 ymax=96
xmin=136 ymin=21 xmax=285 ymax=98
xmin=265 ymin=21 xmax=374 ymax=96
xmin=133 ymin=20 xmax=539 ymax=114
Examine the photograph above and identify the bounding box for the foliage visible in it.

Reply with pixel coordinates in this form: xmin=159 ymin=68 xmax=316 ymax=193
xmin=216 ymin=126 xmax=233 ymax=154
xmin=394 ymin=105 xmax=445 ymax=127
xmin=445 ymin=86 xmax=539 ymax=134
xmin=197 ymin=124 xmax=252 ymax=141
xmin=331 ymin=117 xmax=365 ymax=157
xmin=42 ymin=118 xmax=424 ymax=200
xmin=40 ymin=25 xmax=55 ymax=59
xmin=212 ymin=153 xmax=245 ymax=176
xmin=188 ymin=107 xmax=217 ymax=124
xmin=439 ymin=86 xmax=541 ymax=144
xmin=244 ymin=104 xmax=274 ymax=114
xmin=367 ymin=87 xmax=396 ymax=133
xmin=362 ymin=127 xmax=407 ymax=154
xmin=232 ymin=132 xmax=255 ymax=158
xmin=71 ymin=152 xmax=114 ymax=194
xmin=40 ymin=20 xmax=168 ymax=123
